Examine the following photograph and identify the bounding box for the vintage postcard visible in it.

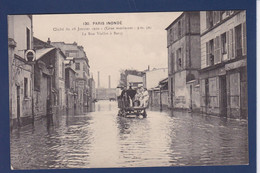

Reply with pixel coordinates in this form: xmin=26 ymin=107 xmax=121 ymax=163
xmin=8 ymin=11 xmax=250 ymax=170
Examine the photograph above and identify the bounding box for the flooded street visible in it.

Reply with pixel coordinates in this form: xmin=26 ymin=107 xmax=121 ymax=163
xmin=10 ymin=100 xmax=248 ymax=169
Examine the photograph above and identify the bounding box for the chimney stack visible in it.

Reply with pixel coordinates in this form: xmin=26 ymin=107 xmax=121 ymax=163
xmin=98 ymin=71 xmax=100 ymax=88
xmin=47 ymin=38 xmax=51 ymax=45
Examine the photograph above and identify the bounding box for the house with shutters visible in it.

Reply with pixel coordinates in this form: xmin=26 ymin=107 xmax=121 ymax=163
xmin=199 ymin=10 xmax=247 ymax=119
xmin=166 ymin=11 xmax=201 ymax=110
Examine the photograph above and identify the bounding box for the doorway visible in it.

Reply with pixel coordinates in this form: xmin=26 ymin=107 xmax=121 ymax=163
xmin=16 ymin=85 xmax=21 ymax=126
xmin=220 ymin=76 xmax=227 ymax=117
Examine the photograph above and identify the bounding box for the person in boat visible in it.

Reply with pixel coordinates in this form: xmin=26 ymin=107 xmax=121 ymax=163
xmin=140 ymin=87 xmax=149 ymax=107
xmin=120 ymin=86 xmax=128 ymax=107
xmin=133 ymin=87 xmax=143 ymax=107
xmin=126 ymin=86 xmax=136 ymax=107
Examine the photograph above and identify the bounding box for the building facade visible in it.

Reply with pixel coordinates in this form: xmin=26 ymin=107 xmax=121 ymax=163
xmin=51 ymin=42 xmax=91 ymax=110
xmin=33 ymin=38 xmax=67 ymax=115
xmin=8 ymin=15 xmax=34 ymax=128
xmin=65 ymin=65 xmax=77 ymax=110
xmin=200 ymin=10 xmax=247 ymax=119
xmin=166 ymin=12 xmax=201 ymax=110
xmin=143 ymin=68 xmax=168 ymax=90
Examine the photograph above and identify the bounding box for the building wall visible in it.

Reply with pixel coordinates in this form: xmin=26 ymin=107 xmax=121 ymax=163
xmin=8 ymin=15 xmax=33 ymax=129
xmin=10 ymin=58 xmax=33 ymax=124
xmin=34 ymin=74 xmax=48 ymax=117
xmin=167 ymin=12 xmax=201 ymax=110
xmin=173 ymin=71 xmax=189 ymax=108
xmin=127 ymin=74 xmax=143 ymax=87
xmin=8 ymin=15 xmax=33 ymax=58
xmin=200 ymin=11 xmax=246 ymax=69
xmin=145 ymin=68 xmax=168 ymax=90
xmin=200 ymin=10 xmax=247 ymax=119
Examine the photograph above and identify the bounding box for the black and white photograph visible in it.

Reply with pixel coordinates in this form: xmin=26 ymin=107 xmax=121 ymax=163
xmin=8 ymin=11 xmax=248 ymax=170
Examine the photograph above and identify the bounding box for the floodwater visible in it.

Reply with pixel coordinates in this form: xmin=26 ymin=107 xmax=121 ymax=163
xmin=10 ymin=100 xmax=248 ymax=169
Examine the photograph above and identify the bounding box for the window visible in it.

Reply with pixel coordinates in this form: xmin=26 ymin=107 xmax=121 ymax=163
xmin=221 ymin=33 xmax=228 ymax=61
xmin=235 ymin=24 xmax=242 ymax=57
xmin=213 ymin=11 xmax=221 ymax=25
xmin=177 ymin=48 xmax=182 ymax=70
xmin=221 ymin=33 xmax=227 ymax=54
xmin=169 ymin=29 xmax=173 ymax=42
xmin=209 ymin=40 xmax=214 ymax=65
xmin=206 ymin=39 xmax=214 ymax=66
xmin=75 ymin=63 xmax=80 ymax=70
xmin=206 ymin=11 xmax=213 ymax=29
xmin=170 ymin=52 xmax=175 ymax=74
xmin=26 ymin=28 xmax=30 ymax=50
xmin=178 ymin=21 xmax=181 ymax=38
xmin=24 ymin=78 xmax=28 ymax=98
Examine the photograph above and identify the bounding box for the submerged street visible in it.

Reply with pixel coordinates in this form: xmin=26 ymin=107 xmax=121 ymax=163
xmin=10 ymin=100 xmax=248 ymax=169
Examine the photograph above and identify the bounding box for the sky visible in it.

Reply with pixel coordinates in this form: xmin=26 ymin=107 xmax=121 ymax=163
xmin=33 ymin=12 xmax=182 ymax=88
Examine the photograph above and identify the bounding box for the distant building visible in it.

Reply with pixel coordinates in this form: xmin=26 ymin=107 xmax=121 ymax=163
xmin=127 ymin=74 xmax=143 ymax=87
xmin=8 ymin=15 xmax=34 ymax=128
xmin=143 ymin=68 xmax=168 ymax=90
xmin=89 ymin=77 xmax=96 ymax=102
xmin=96 ymin=88 xmax=116 ymax=100
xmin=119 ymin=69 xmax=145 ymax=87
xmin=166 ymin=12 xmax=201 ymax=110
xmin=199 ymin=10 xmax=247 ymax=119
xmin=65 ymin=65 xmax=76 ymax=110
xmin=51 ymin=42 xmax=91 ymax=110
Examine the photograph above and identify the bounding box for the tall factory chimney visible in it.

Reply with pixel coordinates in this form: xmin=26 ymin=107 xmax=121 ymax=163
xmin=108 ymin=75 xmax=111 ymax=88
xmin=98 ymin=71 xmax=100 ymax=88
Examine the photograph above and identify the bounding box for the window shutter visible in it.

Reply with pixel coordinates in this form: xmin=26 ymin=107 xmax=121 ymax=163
xmin=215 ymin=36 xmax=221 ymax=63
xmin=213 ymin=11 xmax=216 ymax=25
xmin=206 ymin=42 xmax=209 ymax=66
xmin=216 ymin=11 xmax=221 ymax=23
xmin=176 ymin=50 xmax=179 ymax=70
xmin=229 ymin=29 xmax=235 ymax=59
xmin=242 ymin=22 xmax=247 ymax=56
xmin=226 ymin=31 xmax=230 ymax=60
xmin=200 ymin=79 xmax=205 ymax=106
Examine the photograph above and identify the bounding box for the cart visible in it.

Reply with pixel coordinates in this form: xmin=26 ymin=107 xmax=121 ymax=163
xmin=117 ymin=97 xmax=148 ymax=118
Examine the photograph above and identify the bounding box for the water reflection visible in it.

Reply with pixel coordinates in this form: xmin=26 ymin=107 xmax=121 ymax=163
xmin=10 ymin=100 xmax=248 ymax=169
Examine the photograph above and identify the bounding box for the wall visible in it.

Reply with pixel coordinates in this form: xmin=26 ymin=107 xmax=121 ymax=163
xmin=34 ymin=75 xmax=48 ymax=117
xmin=200 ymin=11 xmax=246 ymax=69
xmin=145 ymin=68 xmax=168 ymax=90
xmin=127 ymin=74 xmax=143 ymax=86
xmin=10 ymin=58 xmax=33 ymax=122
xmin=9 ymin=15 xmax=33 ymax=58
xmin=173 ymin=71 xmax=189 ymax=108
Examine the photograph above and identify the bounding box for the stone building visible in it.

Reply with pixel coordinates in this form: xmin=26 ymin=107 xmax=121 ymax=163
xmin=200 ymin=10 xmax=247 ymax=119
xmin=51 ymin=42 xmax=91 ymax=111
xmin=166 ymin=12 xmax=201 ymax=110
xmin=8 ymin=15 xmax=34 ymax=128
xmin=65 ymin=64 xmax=77 ymax=110
xmin=89 ymin=76 xmax=96 ymax=102
xmin=33 ymin=37 xmax=66 ymax=116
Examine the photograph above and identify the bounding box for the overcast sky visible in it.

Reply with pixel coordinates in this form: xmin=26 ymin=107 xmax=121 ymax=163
xmin=33 ymin=12 xmax=182 ymax=88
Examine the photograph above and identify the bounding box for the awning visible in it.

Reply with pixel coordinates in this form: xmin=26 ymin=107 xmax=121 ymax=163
xmin=35 ymin=48 xmax=55 ymax=61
